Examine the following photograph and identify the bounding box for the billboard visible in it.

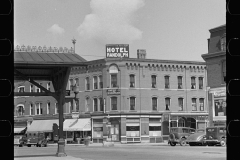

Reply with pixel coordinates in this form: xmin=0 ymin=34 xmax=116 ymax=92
xmin=106 ymin=44 xmax=129 ymax=58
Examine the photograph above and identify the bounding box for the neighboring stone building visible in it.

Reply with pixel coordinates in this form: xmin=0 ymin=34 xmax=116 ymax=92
xmin=202 ymin=24 xmax=226 ymax=127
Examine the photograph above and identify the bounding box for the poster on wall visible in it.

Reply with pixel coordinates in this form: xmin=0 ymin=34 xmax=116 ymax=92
xmin=214 ymin=99 xmax=226 ymax=116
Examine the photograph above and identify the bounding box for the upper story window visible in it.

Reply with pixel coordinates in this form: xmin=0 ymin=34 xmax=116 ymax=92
xmin=47 ymin=102 xmax=50 ymax=114
xmin=111 ymin=97 xmax=117 ymax=110
xmin=221 ymin=35 xmax=226 ymax=51
xmin=165 ymin=76 xmax=170 ymax=89
xmin=152 ymin=97 xmax=157 ymax=111
xmin=222 ymin=60 xmax=226 ymax=83
xmin=85 ymin=97 xmax=90 ymax=112
xmin=55 ymin=103 xmax=58 ymax=114
xmin=69 ymin=79 xmax=74 ymax=91
xmin=165 ymin=97 xmax=170 ymax=111
xmin=199 ymin=77 xmax=203 ymax=89
xmin=178 ymin=98 xmax=184 ymax=111
xmin=35 ymin=84 xmax=41 ymax=93
xmin=191 ymin=77 xmax=196 ymax=89
xmin=99 ymin=75 xmax=103 ymax=89
xmin=177 ymin=76 xmax=183 ymax=89
xmin=47 ymin=82 xmax=51 ymax=91
xmin=30 ymin=85 xmax=34 ymax=92
xmin=130 ymin=74 xmax=135 ymax=88
xmin=36 ymin=103 xmax=43 ymax=115
xmin=151 ymin=75 xmax=157 ymax=88
xmin=130 ymin=97 xmax=136 ymax=110
xmin=18 ymin=86 xmax=25 ymax=93
xmin=199 ymin=98 xmax=204 ymax=111
xmin=85 ymin=77 xmax=90 ymax=90
xmin=75 ymin=100 xmax=79 ymax=112
xmin=93 ymin=76 xmax=98 ymax=89
xmin=111 ymin=74 xmax=117 ymax=88
xmin=99 ymin=98 xmax=104 ymax=111
xmin=93 ymin=98 xmax=98 ymax=111
xmin=75 ymin=78 xmax=79 ymax=87
xmin=30 ymin=104 xmax=33 ymax=115
xmin=192 ymin=98 xmax=197 ymax=111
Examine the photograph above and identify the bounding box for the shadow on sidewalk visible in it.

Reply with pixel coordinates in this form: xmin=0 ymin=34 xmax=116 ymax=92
xmin=14 ymin=154 xmax=56 ymax=158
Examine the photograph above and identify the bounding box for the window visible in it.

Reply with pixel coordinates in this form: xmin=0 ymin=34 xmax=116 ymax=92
xmin=94 ymin=98 xmax=98 ymax=111
xmin=221 ymin=35 xmax=226 ymax=51
xmin=170 ymin=121 xmax=177 ymax=127
xmin=111 ymin=74 xmax=117 ymax=88
xmin=35 ymin=83 xmax=42 ymax=93
xmin=178 ymin=98 xmax=183 ymax=111
xmin=18 ymin=86 xmax=25 ymax=93
xmin=199 ymin=98 xmax=204 ymax=111
xmin=30 ymin=104 xmax=33 ymax=115
xmin=130 ymin=74 xmax=135 ymax=88
xmin=85 ymin=77 xmax=90 ymax=90
xmin=36 ymin=103 xmax=42 ymax=115
xmin=130 ymin=97 xmax=136 ymax=110
xmin=99 ymin=98 xmax=104 ymax=111
xmin=152 ymin=97 xmax=157 ymax=111
xmin=99 ymin=75 xmax=103 ymax=89
xmin=192 ymin=98 xmax=197 ymax=111
xmin=177 ymin=76 xmax=183 ymax=89
xmin=40 ymin=83 xmax=43 ymax=92
xmin=178 ymin=118 xmax=185 ymax=127
xmin=222 ymin=60 xmax=226 ymax=83
xmin=111 ymin=97 xmax=117 ymax=110
xmin=151 ymin=75 xmax=156 ymax=88
xmin=30 ymin=85 xmax=34 ymax=92
xmin=165 ymin=98 xmax=170 ymax=110
xmin=75 ymin=78 xmax=79 ymax=87
xmin=85 ymin=97 xmax=90 ymax=112
xmin=191 ymin=77 xmax=196 ymax=89
xmin=199 ymin=77 xmax=203 ymax=89
xmin=55 ymin=103 xmax=58 ymax=114
xmin=47 ymin=102 xmax=50 ymax=114
xmin=165 ymin=76 xmax=170 ymax=89
xmin=47 ymin=82 xmax=51 ymax=91
xmin=93 ymin=76 xmax=98 ymax=89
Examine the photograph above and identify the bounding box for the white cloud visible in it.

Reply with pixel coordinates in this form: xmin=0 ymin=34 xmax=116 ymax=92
xmin=77 ymin=0 xmax=145 ymax=44
xmin=47 ymin=24 xmax=65 ymax=35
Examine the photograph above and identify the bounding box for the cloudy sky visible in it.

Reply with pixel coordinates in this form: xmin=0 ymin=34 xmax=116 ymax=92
xmin=14 ymin=0 xmax=226 ymax=61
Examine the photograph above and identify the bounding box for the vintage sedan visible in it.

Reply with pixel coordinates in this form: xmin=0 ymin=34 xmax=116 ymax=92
xmin=186 ymin=129 xmax=206 ymax=146
xmin=168 ymin=127 xmax=196 ymax=146
xmin=204 ymin=126 xmax=226 ymax=147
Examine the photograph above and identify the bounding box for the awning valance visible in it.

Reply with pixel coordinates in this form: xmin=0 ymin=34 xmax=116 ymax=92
xmin=63 ymin=118 xmax=91 ymax=131
xmin=27 ymin=119 xmax=59 ymax=132
xmin=14 ymin=127 xmax=26 ymax=133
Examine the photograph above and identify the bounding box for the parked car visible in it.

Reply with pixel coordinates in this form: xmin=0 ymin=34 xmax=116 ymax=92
xmin=168 ymin=127 xmax=196 ymax=146
xmin=186 ymin=129 xmax=206 ymax=146
xmin=204 ymin=126 xmax=226 ymax=147
xmin=26 ymin=132 xmax=48 ymax=147
xmin=14 ymin=134 xmax=27 ymax=147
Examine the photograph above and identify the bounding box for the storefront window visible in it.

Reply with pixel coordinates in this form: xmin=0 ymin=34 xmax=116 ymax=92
xmin=93 ymin=119 xmax=103 ymax=138
xmin=214 ymin=99 xmax=226 ymax=116
xmin=170 ymin=121 xmax=177 ymax=127
xmin=178 ymin=118 xmax=185 ymax=127
xmin=126 ymin=126 xmax=140 ymax=137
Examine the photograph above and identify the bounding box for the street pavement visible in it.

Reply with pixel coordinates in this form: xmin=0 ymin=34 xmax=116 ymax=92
xmin=14 ymin=142 xmax=226 ymax=160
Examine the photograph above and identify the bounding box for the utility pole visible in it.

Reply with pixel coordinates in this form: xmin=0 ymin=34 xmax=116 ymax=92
xmin=72 ymin=38 xmax=76 ymax=54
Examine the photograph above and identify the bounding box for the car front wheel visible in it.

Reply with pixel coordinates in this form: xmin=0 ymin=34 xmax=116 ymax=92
xmin=169 ymin=141 xmax=176 ymax=146
xmin=220 ymin=139 xmax=226 ymax=147
xmin=180 ymin=139 xmax=187 ymax=146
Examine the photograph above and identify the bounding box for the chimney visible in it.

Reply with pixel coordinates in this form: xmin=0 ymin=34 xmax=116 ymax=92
xmin=137 ymin=49 xmax=146 ymax=59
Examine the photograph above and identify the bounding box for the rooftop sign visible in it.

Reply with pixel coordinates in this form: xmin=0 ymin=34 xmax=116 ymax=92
xmin=106 ymin=44 xmax=129 ymax=58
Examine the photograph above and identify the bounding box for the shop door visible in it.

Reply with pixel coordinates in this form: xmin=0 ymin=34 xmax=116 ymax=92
xmin=110 ymin=124 xmax=119 ymax=141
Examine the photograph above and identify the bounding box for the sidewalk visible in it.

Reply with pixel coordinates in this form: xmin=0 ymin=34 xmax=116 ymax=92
xmin=14 ymin=155 xmax=84 ymax=160
xmin=48 ymin=141 xmax=169 ymax=147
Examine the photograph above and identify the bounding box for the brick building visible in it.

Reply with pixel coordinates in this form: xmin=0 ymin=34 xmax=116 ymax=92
xmin=202 ymin=24 xmax=226 ymax=127
xmin=14 ymin=48 xmax=208 ymax=143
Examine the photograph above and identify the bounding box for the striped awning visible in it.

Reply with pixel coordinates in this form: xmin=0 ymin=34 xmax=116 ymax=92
xmin=27 ymin=119 xmax=59 ymax=132
xmin=63 ymin=118 xmax=91 ymax=131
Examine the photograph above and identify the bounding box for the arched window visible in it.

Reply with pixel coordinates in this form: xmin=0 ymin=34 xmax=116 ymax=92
xmin=191 ymin=77 xmax=196 ymax=89
xmin=178 ymin=118 xmax=185 ymax=127
xmin=221 ymin=35 xmax=226 ymax=51
xmin=130 ymin=74 xmax=135 ymax=88
xmin=85 ymin=77 xmax=90 ymax=90
xmin=17 ymin=105 xmax=25 ymax=116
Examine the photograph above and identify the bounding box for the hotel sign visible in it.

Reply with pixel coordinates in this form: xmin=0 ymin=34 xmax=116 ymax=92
xmin=107 ymin=89 xmax=120 ymax=95
xmin=106 ymin=44 xmax=129 ymax=58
